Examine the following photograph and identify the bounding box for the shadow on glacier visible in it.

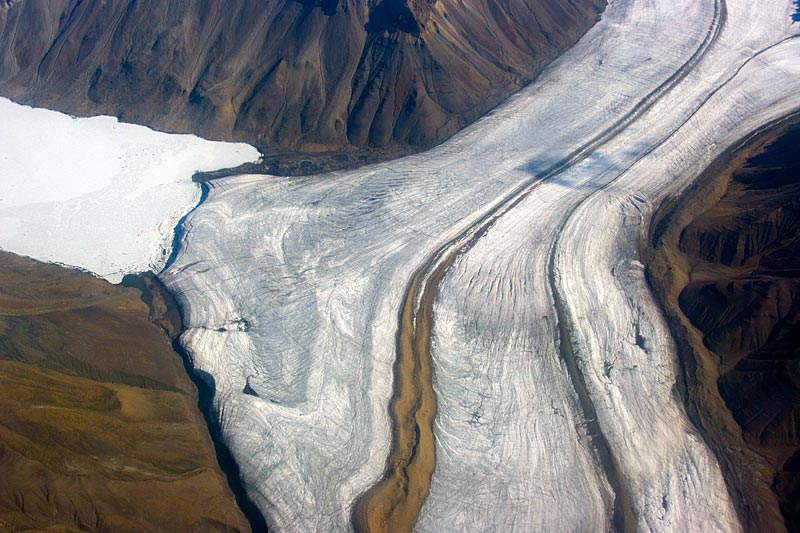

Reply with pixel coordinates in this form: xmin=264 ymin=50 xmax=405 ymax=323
xmin=519 ymin=151 xmax=621 ymax=192
xmin=179 ymin=355 xmax=270 ymax=531
xmin=518 ymin=138 xmax=676 ymax=195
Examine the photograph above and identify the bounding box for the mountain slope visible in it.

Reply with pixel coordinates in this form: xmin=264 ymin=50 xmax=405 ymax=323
xmin=647 ymin=118 xmax=800 ymax=532
xmin=0 ymin=0 xmax=604 ymax=170
xmin=0 ymin=252 xmax=251 ymax=532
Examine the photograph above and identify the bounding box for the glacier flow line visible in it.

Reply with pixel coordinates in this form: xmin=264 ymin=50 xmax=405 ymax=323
xmin=352 ymin=1 xmax=726 ymax=531
xmin=545 ymin=81 xmax=800 ymax=533
xmin=545 ymin=25 xmax=800 ymax=533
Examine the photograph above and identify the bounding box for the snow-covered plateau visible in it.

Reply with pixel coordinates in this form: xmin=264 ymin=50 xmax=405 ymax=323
xmin=160 ymin=0 xmax=800 ymax=531
xmin=0 ymin=97 xmax=260 ymax=283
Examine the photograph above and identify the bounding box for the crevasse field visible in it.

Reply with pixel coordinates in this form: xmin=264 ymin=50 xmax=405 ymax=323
xmin=1 ymin=0 xmax=799 ymax=530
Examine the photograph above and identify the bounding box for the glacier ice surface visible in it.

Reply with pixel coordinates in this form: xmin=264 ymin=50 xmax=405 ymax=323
xmin=162 ymin=0 xmax=799 ymax=530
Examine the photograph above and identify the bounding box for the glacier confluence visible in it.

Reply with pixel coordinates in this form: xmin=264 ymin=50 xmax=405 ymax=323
xmin=162 ymin=0 xmax=800 ymax=530
xmin=0 ymin=0 xmax=796 ymax=530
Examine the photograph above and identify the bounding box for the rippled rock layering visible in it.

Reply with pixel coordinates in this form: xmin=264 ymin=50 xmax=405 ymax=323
xmin=161 ymin=0 xmax=800 ymax=530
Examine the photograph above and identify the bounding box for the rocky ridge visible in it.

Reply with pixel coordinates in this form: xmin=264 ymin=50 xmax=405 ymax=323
xmin=647 ymin=118 xmax=800 ymax=532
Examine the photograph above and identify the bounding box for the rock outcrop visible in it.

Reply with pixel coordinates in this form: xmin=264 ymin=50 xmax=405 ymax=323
xmin=647 ymin=119 xmax=800 ymax=532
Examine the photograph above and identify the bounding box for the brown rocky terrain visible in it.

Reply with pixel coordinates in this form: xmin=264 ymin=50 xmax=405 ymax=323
xmin=0 ymin=0 xmax=604 ymax=174
xmin=0 ymin=251 xmax=251 ymax=532
xmin=646 ymin=117 xmax=800 ymax=533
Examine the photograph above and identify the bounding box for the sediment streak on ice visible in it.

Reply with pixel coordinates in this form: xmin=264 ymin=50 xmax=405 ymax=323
xmin=161 ymin=0 xmax=799 ymax=530
xmin=0 ymin=98 xmax=259 ymax=283
xmin=424 ymin=1 xmax=800 ymax=530
xmin=551 ymin=39 xmax=800 ymax=531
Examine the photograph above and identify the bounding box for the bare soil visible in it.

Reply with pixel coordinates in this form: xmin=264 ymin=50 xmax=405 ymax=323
xmin=0 ymin=252 xmax=250 ymax=532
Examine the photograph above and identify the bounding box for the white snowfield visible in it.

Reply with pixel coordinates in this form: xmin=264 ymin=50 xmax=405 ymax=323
xmin=0 ymin=98 xmax=260 ymax=283
xmin=160 ymin=0 xmax=800 ymax=530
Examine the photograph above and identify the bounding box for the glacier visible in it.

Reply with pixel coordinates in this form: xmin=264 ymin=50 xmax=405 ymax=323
xmin=0 ymin=0 xmax=797 ymax=529
xmin=161 ymin=0 xmax=800 ymax=530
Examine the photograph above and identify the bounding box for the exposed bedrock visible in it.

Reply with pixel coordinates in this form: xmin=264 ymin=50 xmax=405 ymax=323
xmin=0 ymin=0 xmax=604 ymax=173
xmin=648 ymin=121 xmax=800 ymax=531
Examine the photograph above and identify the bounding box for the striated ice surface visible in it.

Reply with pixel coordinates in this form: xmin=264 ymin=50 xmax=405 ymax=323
xmin=162 ymin=0 xmax=800 ymax=531
xmin=0 ymin=0 xmax=793 ymax=529
xmin=551 ymin=39 xmax=800 ymax=531
xmin=161 ymin=0 xmax=800 ymax=530
xmin=420 ymin=2 xmax=800 ymax=531
xmin=0 ymin=97 xmax=259 ymax=282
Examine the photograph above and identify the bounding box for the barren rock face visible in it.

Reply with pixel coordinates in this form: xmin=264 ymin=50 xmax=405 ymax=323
xmin=676 ymin=124 xmax=800 ymax=529
xmin=0 ymin=0 xmax=604 ymax=161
